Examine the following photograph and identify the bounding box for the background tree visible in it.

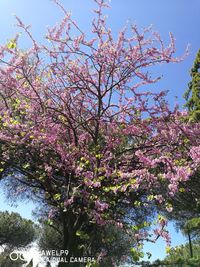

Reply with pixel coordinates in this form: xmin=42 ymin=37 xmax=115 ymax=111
xmin=0 ymin=0 xmax=199 ymax=266
xmin=0 ymin=211 xmax=37 ymax=249
xmin=0 ymin=253 xmax=28 ymax=267
xmin=184 ymin=49 xmax=200 ymax=121
xmin=160 ymin=48 xmax=200 ymax=249
xmin=151 ymin=49 xmax=200 ymax=267
xmin=0 ymin=211 xmax=37 ymax=267
xmin=182 ymin=217 xmax=200 ymax=258
xmin=38 ymin=214 xmax=139 ymax=266
xmin=164 ymin=241 xmax=200 ymax=266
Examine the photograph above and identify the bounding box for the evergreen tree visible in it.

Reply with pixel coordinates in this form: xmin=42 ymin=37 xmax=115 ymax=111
xmin=0 ymin=211 xmax=37 ymax=249
xmin=184 ymin=49 xmax=200 ymax=121
xmin=0 ymin=211 xmax=37 ymax=267
xmin=183 ymin=217 xmax=200 ymax=258
xmin=161 ymin=49 xmax=200 ymax=228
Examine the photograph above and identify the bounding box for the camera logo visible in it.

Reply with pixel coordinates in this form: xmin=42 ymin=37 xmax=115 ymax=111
xmin=9 ymin=252 xmax=33 ymax=266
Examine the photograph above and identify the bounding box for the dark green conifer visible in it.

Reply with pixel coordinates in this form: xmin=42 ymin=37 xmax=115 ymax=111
xmin=184 ymin=49 xmax=200 ymax=121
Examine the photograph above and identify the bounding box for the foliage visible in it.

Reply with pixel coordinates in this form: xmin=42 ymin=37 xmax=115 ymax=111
xmin=0 ymin=211 xmax=37 ymax=249
xmin=93 ymin=225 xmax=135 ymax=266
xmin=0 ymin=252 xmax=27 ymax=267
xmin=166 ymin=242 xmax=200 ymax=259
xmin=38 ymin=222 xmax=63 ymax=251
xmin=184 ymin=49 xmax=200 ymax=121
xmin=161 ymin=170 xmax=200 ymax=226
xmin=134 ymin=241 xmax=200 ymax=266
xmin=163 ymin=241 xmax=200 ymax=267
xmin=0 ymin=0 xmax=199 ymax=265
xmin=183 ymin=217 xmax=200 ymax=237
xmin=38 ymin=220 xmax=136 ymax=266
xmin=158 ymin=49 xmax=200 ymax=238
xmin=0 ymin=211 xmax=36 ymax=267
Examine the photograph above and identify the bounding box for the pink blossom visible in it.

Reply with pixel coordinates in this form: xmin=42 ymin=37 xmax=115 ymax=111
xmin=0 ymin=0 xmax=198 ymax=250
xmin=64 ymin=197 xmax=74 ymax=207
xmin=190 ymin=146 xmax=200 ymax=165
xmin=95 ymin=200 xmax=109 ymax=212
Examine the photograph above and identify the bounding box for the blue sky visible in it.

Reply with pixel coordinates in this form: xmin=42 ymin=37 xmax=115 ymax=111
xmin=0 ymin=188 xmax=187 ymax=262
xmin=0 ymin=0 xmax=199 ymax=262
xmin=0 ymin=0 xmax=199 ymax=106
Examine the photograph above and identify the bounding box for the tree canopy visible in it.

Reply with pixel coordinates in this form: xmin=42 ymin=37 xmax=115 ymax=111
xmin=0 ymin=211 xmax=37 ymax=249
xmin=0 ymin=0 xmax=200 ymax=266
xmin=162 ymin=51 xmax=200 ymax=229
xmin=0 ymin=211 xmax=37 ymax=267
xmin=184 ymin=49 xmax=200 ymax=121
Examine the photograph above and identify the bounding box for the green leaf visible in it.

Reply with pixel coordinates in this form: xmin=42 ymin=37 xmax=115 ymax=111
xmin=76 ymin=230 xmax=90 ymax=240
xmin=7 ymin=40 xmax=17 ymax=49
xmin=53 ymin=193 xmax=61 ymax=200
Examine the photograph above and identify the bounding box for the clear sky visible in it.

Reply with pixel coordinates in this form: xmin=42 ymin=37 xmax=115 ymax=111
xmin=0 ymin=0 xmax=199 ymax=263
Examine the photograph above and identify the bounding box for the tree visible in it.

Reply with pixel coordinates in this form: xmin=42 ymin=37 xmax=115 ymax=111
xmin=160 ymin=49 xmax=200 ymax=239
xmin=38 ymin=220 xmax=136 ymax=266
xmin=158 ymin=169 xmax=200 ymax=239
xmin=182 ymin=217 xmax=200 ymax=258
xmin=0 ymin=211 xmax=37 ymax=249
xmin=0 ymin=211 xmax=37 ymax=267
xmin=152 ymin=49 xmax=200 ymax=267
xmin=0 ymin=0 xmax=199 ymax=266
xmin=38 ymin=221 xmax=63 ymax=251
xmin=164 ymin=241 xmax=200 ymax=266
xmin=0 ymin=253 xmax=28 ymax=267
xmin=184 ymin=49 xmax=200 ymax=121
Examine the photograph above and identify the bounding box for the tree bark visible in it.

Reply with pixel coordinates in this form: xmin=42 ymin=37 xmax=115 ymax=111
xmin=188 ymin=231 xmax=193 ymax=258
xmin=58 ymin=211 xmax=84 ymax=267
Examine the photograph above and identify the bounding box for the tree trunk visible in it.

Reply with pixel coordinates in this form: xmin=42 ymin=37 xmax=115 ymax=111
xmin=58 ymin=211 xmax=84 ymax=267
xmin=188 ymin=231 xmax=193 ymax=258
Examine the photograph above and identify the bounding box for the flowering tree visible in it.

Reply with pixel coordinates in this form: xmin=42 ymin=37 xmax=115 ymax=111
xmin=0 ymin=0 xmax=200 ymax=265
